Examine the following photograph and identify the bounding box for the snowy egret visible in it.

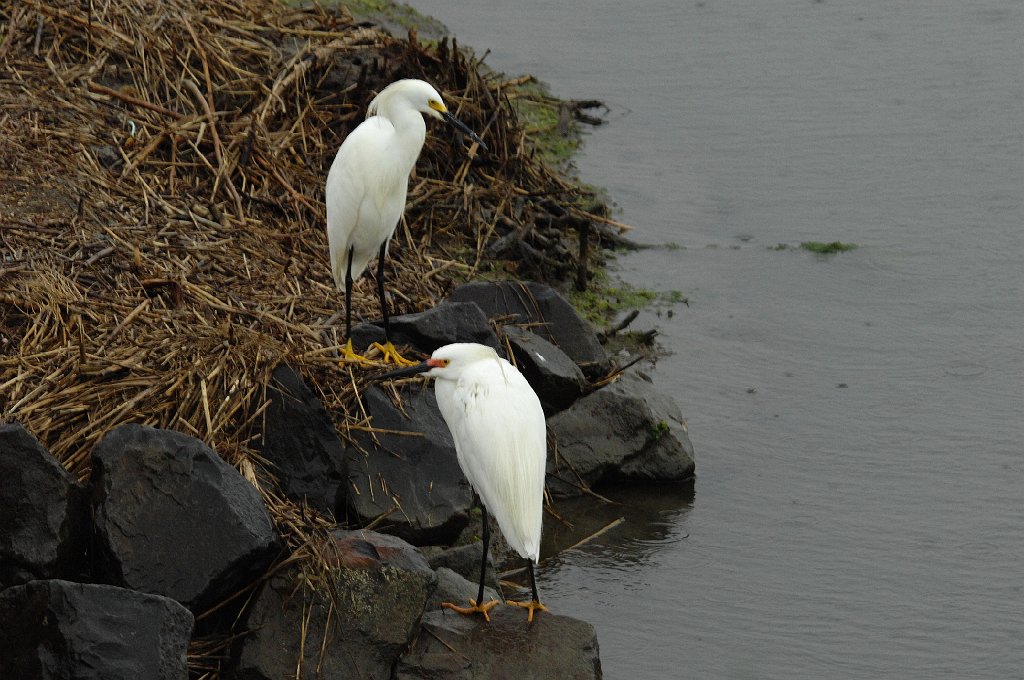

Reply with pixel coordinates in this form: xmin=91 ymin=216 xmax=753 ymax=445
xmin=326 ymin=79 xmax=486 ymax=365
xmin=378 ymin=343 xmax=549 ymax=622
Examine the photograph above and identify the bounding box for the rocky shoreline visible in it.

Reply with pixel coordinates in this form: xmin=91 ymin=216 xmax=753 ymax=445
xmin=0 ymin=1 xmax=695 ymax=677
xmin=2 ymin=280 xmax=694 ymax=678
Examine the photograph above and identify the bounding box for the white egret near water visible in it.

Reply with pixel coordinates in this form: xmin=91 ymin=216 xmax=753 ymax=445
xmin=378 ymin=343 xmax=549 ymax=622
xmin=326 ymin=79 xmax=486 ymax=365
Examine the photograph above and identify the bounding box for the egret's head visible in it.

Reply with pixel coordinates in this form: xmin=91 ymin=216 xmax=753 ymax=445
xmin=368 ymin=79 xmax=447 ymax=120
xmin=402 ymin=79 xmax=448 ymax=119
xmin=369 ymin=79 xmax=487 ymax=151
xmin=374 ymin=343 xmax=500 ymax=382
xmin=425 ymin=343 xmax=499 ymax=376
xmin=421 ymin=88 xmax=448 ymax=122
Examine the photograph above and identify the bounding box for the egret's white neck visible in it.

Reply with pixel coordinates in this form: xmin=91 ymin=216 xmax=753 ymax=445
xmin=377 ymin=105 xmax=427 ymax=176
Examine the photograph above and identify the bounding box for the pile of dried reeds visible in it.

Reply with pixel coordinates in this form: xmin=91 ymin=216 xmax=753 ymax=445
xmin=0 ymin=1 xmax=625 ymax=672
xmin=2 ymin=0 xmax=623 ymax=574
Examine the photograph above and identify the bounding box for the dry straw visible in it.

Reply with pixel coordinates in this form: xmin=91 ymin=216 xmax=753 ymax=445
xmin=0 ymin=0 xmax=617 ymax=660
xmin=0 ymin=2 xmax=628 ymax=672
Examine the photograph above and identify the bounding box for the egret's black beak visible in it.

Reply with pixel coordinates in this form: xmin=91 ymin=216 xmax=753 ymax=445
xmin=374 ymin=361 xmax=432 ymax=382
xmin=442 ymin=111 xmax=488 ymax=152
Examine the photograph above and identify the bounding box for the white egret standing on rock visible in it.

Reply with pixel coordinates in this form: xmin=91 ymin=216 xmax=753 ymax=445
xmin=326 ymin=79 xmax=486 ymax=365
xmin=377 ymin=343 xmax=549 ymax=622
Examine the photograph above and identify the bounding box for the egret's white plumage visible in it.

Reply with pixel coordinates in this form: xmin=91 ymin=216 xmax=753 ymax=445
xmin=377 ymin=342 xmax=549 ymax=621
xmin=325 ymin=80 xmax=485 ymax=363
xmin=326 ymin=79 xmax=439 ymax=291
xmin=429 ymin=343 xmax=547 ymax=563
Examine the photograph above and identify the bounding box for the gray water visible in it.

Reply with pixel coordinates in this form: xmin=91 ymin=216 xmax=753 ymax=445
xmin=410 ymin=2 xmax=1024 ymax=677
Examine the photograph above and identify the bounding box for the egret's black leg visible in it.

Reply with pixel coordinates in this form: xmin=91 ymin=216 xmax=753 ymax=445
xmin=369 ymin=240 xmax=414 ymax=365
xmin=476 ymin=505 xmax=491 ymax=606
xmin=376 ymin=240 xmax=390 ymax=341
xmin=338 ymin=247 xmax=369 ymax=362
xmin=345 ymin=245 xmax=355 ymax=339
xmin=527 ymin=559 xmax=541 ymax=604
xmin=441 ymin=503 xmax=500 ymax=621
xmin=508 ymin=553 xmax=549 ymax=622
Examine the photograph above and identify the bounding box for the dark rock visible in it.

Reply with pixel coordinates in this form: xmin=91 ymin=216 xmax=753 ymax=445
xmin=422 ymin=542 xmax=485 ymax=582
xmin=348 ymin=301 xmax=499 ymax=357
xmin=421 ymin=542 xmax=498 ymax=597
xmin=448 ymin=281 xmax=610 ymax=378
xmin=91 ymin=424 xmax=280 ymax=612
xmin=546 ymin=372 xmax=695 ymax=497
xmin=260 ymin=364 xmax=345 ymax=515
xmin=504 ymin=326 xmax=586 ymax=415
xmin=427 ymin=567 xmax=501 ymax=613
xmin=0 ymin=424 xmax=88 ymax=589
xmin=351 ymin=321 xmax=386 ymax=350
xmin=233 ymin=529 xmax=436 ymax=680
xmin=342 ymin=386 xmax=473 ymax=545
xmin=0 ymin=579 xmax=193 ymax=680
xmin=389 ymin=301 xmax=501 ymax=353
xmin=396 ymin=607 xmax=602 ymax=680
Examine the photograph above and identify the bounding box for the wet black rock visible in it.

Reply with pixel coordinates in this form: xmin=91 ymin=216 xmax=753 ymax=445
xmin=233 ymin=529 xmax=436 ymax=680
xmin=421 ymin=539 xmax=502 ymax=604
xmin=0 ymin=423 xmax=88 ymax=589
xmin=349 ymin=301 xmax=500 ymax=357
xmin=421 ymin=542 xmax=496 ymax=589
xmin=0 ymin=579 xmax=193 ymax=680
xmin=448 ymin=281 xmax=610 ymax=378
xmin=260 ymin=364 xmax=345 ymax=515
xmin=396 ymin=607 xmax=602 ymax=680
xmin=504 ymin=326 xmax=587 ymax=415
xmin=389 ymin=300 xmax=501 ymax=353
xmin=90 ymin=424 xmax=280 ymax=612
xmin=350 ymin=320 xmax=387 ymax=350
xmin=342 ymin=385 xmax=473 ymax=545
xmin=546 ymin=372 xmax=695 ymax=496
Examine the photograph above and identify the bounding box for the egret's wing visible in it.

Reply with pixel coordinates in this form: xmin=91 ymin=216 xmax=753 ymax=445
xmin=439 ymin=361 xmax=547 ymax=561
xmin=325 ymin=118 xmax=407 ymax=288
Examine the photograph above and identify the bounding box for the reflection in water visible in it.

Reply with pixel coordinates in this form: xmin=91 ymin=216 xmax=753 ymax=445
xmin=541 ymin=481 xmax=695 ymax=568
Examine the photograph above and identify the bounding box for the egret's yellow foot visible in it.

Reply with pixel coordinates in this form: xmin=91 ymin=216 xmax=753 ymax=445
xmin=370 ymin=340 xmax=417 ymax=366
xmin=340 ymin=339 xmax=376 ymax=365
xmin=507 ymin=599 xmax=549 ymax=623
xmin=441 ymin=598 xmax=501 ymax=622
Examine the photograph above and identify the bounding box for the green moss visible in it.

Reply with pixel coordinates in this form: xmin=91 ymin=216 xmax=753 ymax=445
xmin=649 ymin=419 xmax=670 ymax=441
xmin=338 ymin=0 xmax=447 ymax=35
xmin=799 ymin=240 xmax=858 ymax=254
xmin=570 ymin=284 xmax=649 ymax=325
xmin=341 ymin=0 xmax=388 ymax=11
xmin=568 ymin=273 xmax=684 ymax=326
xmin=665 ymin=290 xmax=687 ymax=304
xmin=507 ymin=79 xmax=582 ymax=167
